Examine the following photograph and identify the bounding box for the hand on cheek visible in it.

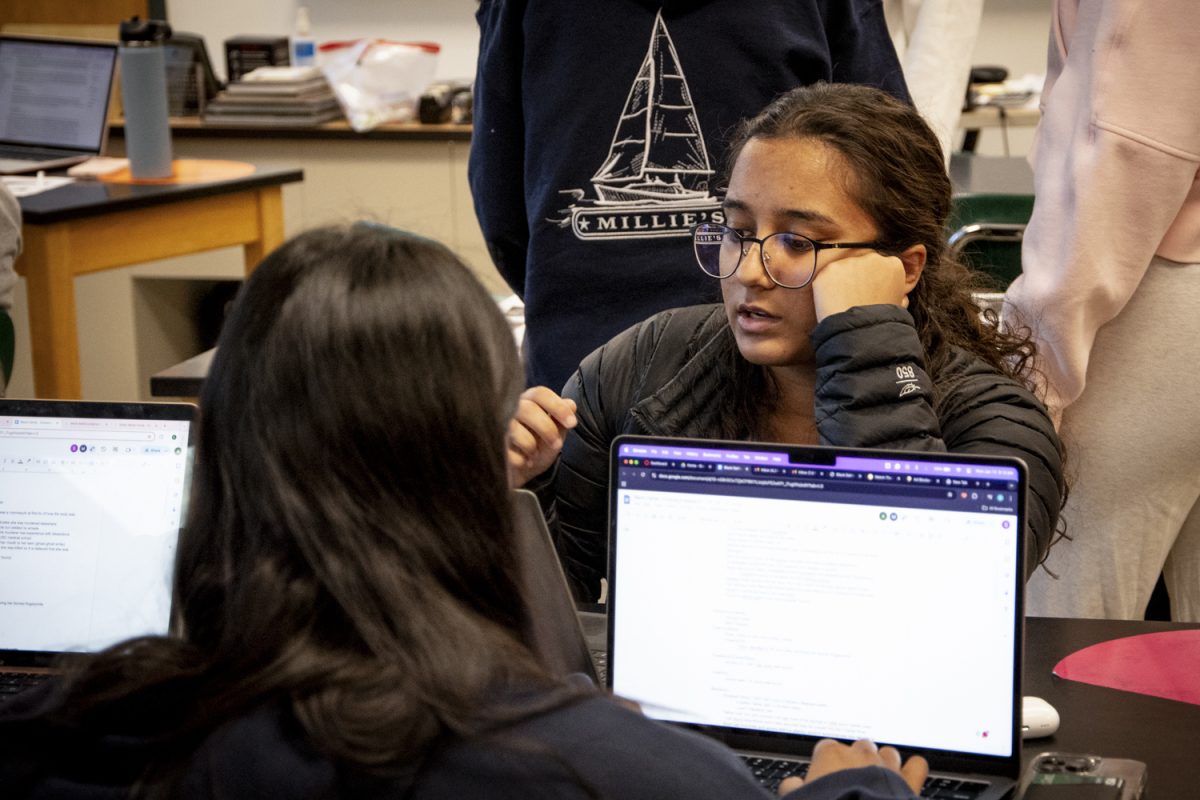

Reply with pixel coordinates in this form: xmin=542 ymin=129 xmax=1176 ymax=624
xmin=811 ymin=252 xmax=910 ymax=323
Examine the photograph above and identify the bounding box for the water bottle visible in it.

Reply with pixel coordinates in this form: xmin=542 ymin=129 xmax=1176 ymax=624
xmin=119 ymin=18 xmax=174 ymax=179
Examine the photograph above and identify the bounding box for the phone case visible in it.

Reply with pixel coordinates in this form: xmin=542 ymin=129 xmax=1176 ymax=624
xmin=1017 ymin=753 xmax=1147 ymax=800
xmin=1021 ymin=784 xmax=1123 ymax=800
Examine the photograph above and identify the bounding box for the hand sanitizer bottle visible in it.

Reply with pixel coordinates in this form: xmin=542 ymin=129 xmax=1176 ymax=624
xmin=290 ymin=7 xmax=317 ymax=67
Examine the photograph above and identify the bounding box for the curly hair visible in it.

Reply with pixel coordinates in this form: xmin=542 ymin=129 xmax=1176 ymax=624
xmin=714 ymin=82 xmax=1043 ymax=438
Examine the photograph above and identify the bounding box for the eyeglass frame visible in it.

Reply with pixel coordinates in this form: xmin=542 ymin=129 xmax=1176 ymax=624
xmin=690 ymin=222 xmax=891 ymax=289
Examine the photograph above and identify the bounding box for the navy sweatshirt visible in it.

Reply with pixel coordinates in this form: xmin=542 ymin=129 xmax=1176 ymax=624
xmin=469 ymin=0 xmax=910 ymax=390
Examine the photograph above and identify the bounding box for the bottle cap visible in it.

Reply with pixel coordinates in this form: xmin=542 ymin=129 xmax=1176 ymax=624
xmin=119 ymin=17 xmax=173 ymax=44
xmin=295 ymin=7 xmax=311 ymax=35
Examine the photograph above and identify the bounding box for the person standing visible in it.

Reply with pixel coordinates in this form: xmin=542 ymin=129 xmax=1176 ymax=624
xmin=470 ymin=1 xmax=909 ymax=391
xmin=882 ymin=0 xmax=983 ymax=163
xmin=0 ymin=183 xmax=21 ymax=397
xmin=1005 ymin=0 xmax=1200 ymax=620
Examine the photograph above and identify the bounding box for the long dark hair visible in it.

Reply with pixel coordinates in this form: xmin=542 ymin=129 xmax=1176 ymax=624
xmin=714 ymin=82 xmax=1041 ymax=438
xmin=12 ymin=225 xmax=577 ymax=790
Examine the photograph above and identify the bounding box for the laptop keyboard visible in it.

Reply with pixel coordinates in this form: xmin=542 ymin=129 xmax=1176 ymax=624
xmin=741 ymin=756 xmax=988 ymax=798
xmin=0 ymin=672 xmax=49 ymax=704
xmin=0 ymin=145 xmax=77 ymax=161
xmin=589 ymin=648 xmax=607 ymax=684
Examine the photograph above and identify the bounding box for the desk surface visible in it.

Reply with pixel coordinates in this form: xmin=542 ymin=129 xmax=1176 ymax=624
xmin=111 ymin=117 xmax=473 ymax=142
xmin=949 ymin=154 xmax=1033 ymax=197
xmin=150 ymin=348 xmax=214 ymax=398
xmin=1022 ymin=617 xmax=1199 ymax=799
xmin=17 ymin=165 xmax=303 ymax=225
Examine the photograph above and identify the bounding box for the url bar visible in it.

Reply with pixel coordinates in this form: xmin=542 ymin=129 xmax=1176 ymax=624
xmin=0 ymin=430 xmax=155 ymax=441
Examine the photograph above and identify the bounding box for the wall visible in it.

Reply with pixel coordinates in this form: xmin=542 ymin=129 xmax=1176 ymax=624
xmin=166 ymin=0 xmax=480 ymax=82
xmin=169 ymin=0 xmax=1051 ymax=151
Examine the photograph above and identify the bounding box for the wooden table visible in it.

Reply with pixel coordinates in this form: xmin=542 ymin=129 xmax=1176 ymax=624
xmin=15 ymin=165 xmax=302 ymax=399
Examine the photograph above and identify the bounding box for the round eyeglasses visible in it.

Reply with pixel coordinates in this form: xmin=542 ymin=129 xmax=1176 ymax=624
xmin=691 ymin=222 xmax=887 ymax=289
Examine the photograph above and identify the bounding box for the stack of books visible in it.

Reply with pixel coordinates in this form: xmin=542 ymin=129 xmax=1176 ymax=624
xmin=202 ymin=66 xmax=343 ymax=127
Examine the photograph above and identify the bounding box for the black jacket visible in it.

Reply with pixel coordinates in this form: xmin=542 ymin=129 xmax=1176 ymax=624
xmin=469 ymin=0 xmax=909 ymax=390
xmin=543 ymin=304 xmax=1063 ymax=598
xmin=0 ymin=687 xmax=918 ymax=800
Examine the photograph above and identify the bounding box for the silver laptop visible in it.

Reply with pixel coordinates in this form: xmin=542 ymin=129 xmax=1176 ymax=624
xmin=606 ymin=435 xmax=1026 ymax=799
xmin=0 ymin=399 xmax=194 ymax=697
xmin=0 ymin=35 xmax=118 ymax=174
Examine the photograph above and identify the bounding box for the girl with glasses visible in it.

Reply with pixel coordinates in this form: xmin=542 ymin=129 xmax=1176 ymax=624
xmin=510 ymin=83 xmax=1065 ymax=601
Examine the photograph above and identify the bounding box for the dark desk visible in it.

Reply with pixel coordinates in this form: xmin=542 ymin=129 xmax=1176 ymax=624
xmin=150 ymin=348 xmax=214 ymax=398
xmin=1023 ymin=617 xmax=1200 ymax=799
xmin=16 ymin=165 xmax=302 ymax=399
xmin=949 ymin=154 xmax=1034 ymax=198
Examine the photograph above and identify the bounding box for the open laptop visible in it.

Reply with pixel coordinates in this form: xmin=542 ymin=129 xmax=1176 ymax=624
xmin=0 ymin=399 xmax=195 ymax=702
xmin=512 ymin=488 xmax=601 ymax=685
xmin=606 ymin=435 xmax=1025 ymax=799
xmin=0 ymin=35 xmax=119 ymax=174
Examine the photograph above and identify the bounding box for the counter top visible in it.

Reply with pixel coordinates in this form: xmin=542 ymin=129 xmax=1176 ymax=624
xmin=110 ymin=117 xmax=472 ymax=141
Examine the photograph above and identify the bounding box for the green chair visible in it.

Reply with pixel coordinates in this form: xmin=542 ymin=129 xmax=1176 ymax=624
xmin=947 ymin=192 xmax=1033 ymax=318
xmin=0 ymin=309 xmax=13 ymax=389
xmin=947 ymin=192 xmax=1033 ymax=291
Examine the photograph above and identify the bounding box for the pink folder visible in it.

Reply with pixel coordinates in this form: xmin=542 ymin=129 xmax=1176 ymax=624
xmin=1053 ymin=630 xmax=1200 ymax=705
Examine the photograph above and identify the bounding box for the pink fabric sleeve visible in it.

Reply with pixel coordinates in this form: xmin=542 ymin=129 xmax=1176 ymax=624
xmin=1004 ymin=0 xmax=1200 ymax=418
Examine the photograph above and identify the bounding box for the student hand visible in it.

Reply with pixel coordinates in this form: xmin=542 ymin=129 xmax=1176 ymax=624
xmin=811 ymin=251 xmax=911 ymax=322
xmin=777 ymin=738 xmax=928 ymax=797
xmin=507 ymin=386 xmax=577 ymax=487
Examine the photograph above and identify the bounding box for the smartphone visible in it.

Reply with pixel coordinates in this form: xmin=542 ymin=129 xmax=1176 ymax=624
xmin=1017 ymin=753 xmax=1147 ymax=800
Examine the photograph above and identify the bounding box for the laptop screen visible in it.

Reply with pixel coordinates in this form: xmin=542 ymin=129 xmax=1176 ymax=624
xmin=0 ymin=401 xmax=194 ymax=662
xmin=607 ymin=436 xmax=1024 ymax=763
xmin=0 ymin=37 xmax=117 ymax=153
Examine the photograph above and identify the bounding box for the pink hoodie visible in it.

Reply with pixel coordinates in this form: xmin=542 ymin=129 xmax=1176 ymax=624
xmin=1004 ymin=0 xmax=1200 ymax=419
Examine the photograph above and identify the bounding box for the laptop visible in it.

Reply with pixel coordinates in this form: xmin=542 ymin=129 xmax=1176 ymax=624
xmin=512 ymin=488 xmax=601 ymax=685
xmin=0 ymin=35 xmax=119 ymax=174
xmin=0 ymin=399 xmax=195 ymax=702
xmin=606 ymin=435 xmax=1026 ymax=799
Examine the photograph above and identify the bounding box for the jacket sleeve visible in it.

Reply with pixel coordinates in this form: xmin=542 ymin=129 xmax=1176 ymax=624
xmin=783 ymin=766 xmax=918 ymax=800
xmin=813 ymin=305 xmax=1063 ymax=578
xmin=468 ymin=0 xmax=530 ymax=296
xmin=812 ymin=306 xmax=941 ymax=451
xmin=540 ymin=311 xmax=688 ymax=601
xmin=1003 ymin=0 xmax=1200 ymax=418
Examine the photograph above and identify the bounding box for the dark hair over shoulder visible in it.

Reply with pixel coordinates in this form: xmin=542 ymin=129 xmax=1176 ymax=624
xmin=716 ymin=82 xmax=1041 ymax=432
xmin=14 ymin=225 xmax=581 ymax=790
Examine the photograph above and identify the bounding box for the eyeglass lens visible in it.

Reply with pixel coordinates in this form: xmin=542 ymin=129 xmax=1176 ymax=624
xmin=693 ymin=223 xmax=817 ymax=288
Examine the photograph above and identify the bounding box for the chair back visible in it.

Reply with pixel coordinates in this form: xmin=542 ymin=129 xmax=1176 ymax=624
xmin=0 ymin=310 xmax=14 ymax=387
xmin=947 ymin=192 xmax=1033 ymax=291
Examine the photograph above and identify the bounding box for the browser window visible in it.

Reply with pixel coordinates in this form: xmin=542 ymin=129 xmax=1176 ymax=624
xmin=0 ymin=413 xmax=190 ymax=653
xmin=610 ymin=443 xmax=1019 ymax=758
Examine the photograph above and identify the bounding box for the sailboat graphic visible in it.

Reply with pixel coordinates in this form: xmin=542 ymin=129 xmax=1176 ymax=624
xmin=553 ymin=11 xmax=722 ymax=240
xmin=591 ymin=12 xmax=713 ymax=205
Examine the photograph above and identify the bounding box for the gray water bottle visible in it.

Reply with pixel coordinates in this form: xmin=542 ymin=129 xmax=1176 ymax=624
xmin=119 ymin=18 xmax=174 ymax=179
